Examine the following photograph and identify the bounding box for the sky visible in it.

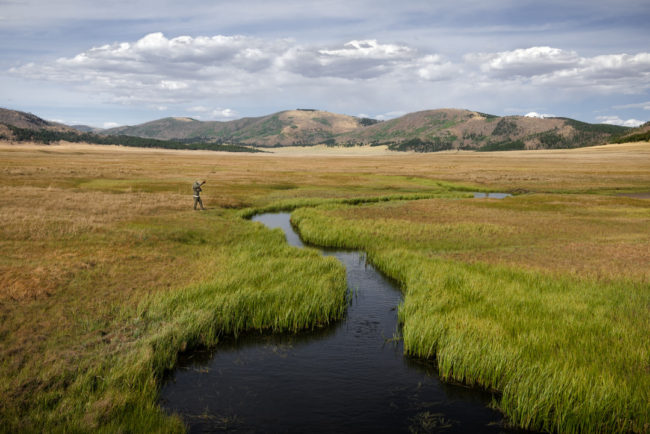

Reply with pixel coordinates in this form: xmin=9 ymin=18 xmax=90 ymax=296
xmin=1 ymin=0 xmax=649 ymax=128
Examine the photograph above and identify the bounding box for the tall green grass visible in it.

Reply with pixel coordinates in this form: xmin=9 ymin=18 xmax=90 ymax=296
xmin=291 ymin=204 xmax=513 ymax=252
xmin=1 ymin=215 xmax=346 ymax=432
xmin=291 ymin=205 xmax=650 ymax=433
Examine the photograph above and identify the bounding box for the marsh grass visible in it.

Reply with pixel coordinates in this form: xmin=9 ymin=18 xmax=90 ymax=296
xmin=1 ymin=142 xmax=648 ymax=432
xmin=290 ymin=198 xmax=650 ymax=433
xmin=391 ymin=254 xmax=649 ymax=433
xmin=1 ymin=212 xmax=347 ymax=432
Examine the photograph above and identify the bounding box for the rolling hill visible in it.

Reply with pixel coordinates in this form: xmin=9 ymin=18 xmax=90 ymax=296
xmin=335 ymin=109 xmax=631 ymax=151
xmin=612 ymin=121 xmax=650 ymax=143
xmin=104 ymin=109 xmax=376 ymax=147
xmin=0 ymin=107 xmax=79 ymax=139
xmin=0 ymin=108 xmax=260 ymax=153
xmin=103 ymin=108 xmax=632 ymax=150
xmin=0 ymin=107 xmax=77 ymax=132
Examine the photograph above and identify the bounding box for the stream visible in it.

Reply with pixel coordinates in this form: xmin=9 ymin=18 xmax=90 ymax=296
xmin=160 ymin=212 xmax=519 ymax=433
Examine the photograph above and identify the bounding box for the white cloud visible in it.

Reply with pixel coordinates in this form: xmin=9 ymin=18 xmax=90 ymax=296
xmin=525 ymin=112 xmax=555 ymax=118
xmin=7 ymin=34 xmax=650 ymax=124
xmin=9 ymin=32 xmax=461 ymax=106
xmin=416 ymin=55 xmax=456 ymax=81
xmin=596 ymin=116 xmax=645 ymax=127
xmin=535 ymin=52 xmax=650 ymax=93
xmin=210 ymin=108 xmax=238 ymax=119
xmin=159 ymin=80 xmax=188 ymax=90
xmin=466 ymin=47 xmax=650 ymax=94
xmin=375 ymin=110 xmax=407 ymax=120
xmin=319 ymin=39 xmax=413 ymax=59
xmin=10 ymin=33 xmax=294 ymax=104
xmin=188 ymin=106 xmax=238 ymax=120
xmin=103 ymin=121 xmax=122 ymax=128
xmin=280 ymin=39 xmax=424 ymax=80
xmin=466 ymin=47 xmax=580 ymax=77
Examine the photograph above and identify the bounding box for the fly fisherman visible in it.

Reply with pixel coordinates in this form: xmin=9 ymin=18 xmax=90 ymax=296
xmin=192 ymin=180 xmax=206 ymax=210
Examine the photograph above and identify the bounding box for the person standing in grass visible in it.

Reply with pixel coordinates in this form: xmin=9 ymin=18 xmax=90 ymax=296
xmin=193 ymin=180 xmax=206 ymax=210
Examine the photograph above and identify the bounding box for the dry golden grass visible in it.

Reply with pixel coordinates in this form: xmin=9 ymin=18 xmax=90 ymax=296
xmin=331 ymin=194 xmax=650 ymax=281
xmin=1 ymin=138 xmax=647 ymax=306
xmin=1 ymin=139 xmax=647 ymax=297
xmin=266 ymin=144 xmax=396 ymax=155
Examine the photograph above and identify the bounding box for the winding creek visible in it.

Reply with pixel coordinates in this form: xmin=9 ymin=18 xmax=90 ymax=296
xmin=160 ymin=211 xmax=521 ymax=433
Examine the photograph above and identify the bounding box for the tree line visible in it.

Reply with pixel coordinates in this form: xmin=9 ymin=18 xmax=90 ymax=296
xmin=0 ymin=124 xmax=263 ymax=153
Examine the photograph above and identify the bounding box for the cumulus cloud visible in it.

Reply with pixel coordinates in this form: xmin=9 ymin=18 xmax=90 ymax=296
xmin=533 ymin=52 xmax=650 ymax=93
xmin=525 ymin=112 xmax=555 ymax=118
xmin=374 ymin=110 xmax=407 ymax=121
xmin=596 ymin=116 xmax=645 ymax=127
xmin=280 ymin=39 xmax=420 ymax=79
xmin=466 ymin=47 xmax=650 ymax=94
xmin=188 ymin=106 xmax=238 ymax=120
xmin=7 ymin=33 xmax=650 ymax=122
xmin=416 ymin=55 xmax=456 ymax=81
xmin=10 ymin=33 xmax=295 ymax=104
xmin=215 ymin=108 xmax=237 ymax=118
xmin=9 ymin=32 xmax=458 ymax=105
xmin=318 ymin=39 xmax=413 ymax=59
xmin=467 ymin=46 xmax=580 ymax=77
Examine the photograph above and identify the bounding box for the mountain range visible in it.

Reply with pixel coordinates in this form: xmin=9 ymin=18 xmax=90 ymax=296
xmin=1 ymin=106 xmax=643 ymax=152
xmin=100 ymin=108 xmax=632 ymax=151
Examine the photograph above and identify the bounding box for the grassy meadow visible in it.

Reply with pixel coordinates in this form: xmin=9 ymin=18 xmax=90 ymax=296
xmin=0 ymin=141 xmax=649 ymax=432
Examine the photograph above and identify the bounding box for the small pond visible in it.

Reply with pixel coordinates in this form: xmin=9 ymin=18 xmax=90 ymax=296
xmin=160 ymin=212 xmax=521 ymax=433
xmin=472 ymin=193 xmax=512 ymax=199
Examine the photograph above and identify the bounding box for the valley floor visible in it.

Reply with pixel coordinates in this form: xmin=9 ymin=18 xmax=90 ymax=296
xmin=0 ymin=140 xmax=648 ymax=432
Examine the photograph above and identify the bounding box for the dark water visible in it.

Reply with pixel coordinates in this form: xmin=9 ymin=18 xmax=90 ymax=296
xmin=160 ymin=213 xmax=518 ymax=433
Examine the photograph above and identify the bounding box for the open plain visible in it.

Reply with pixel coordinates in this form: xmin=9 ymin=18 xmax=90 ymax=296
xmin=0 ymin=141 xmax=648 ymax=432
